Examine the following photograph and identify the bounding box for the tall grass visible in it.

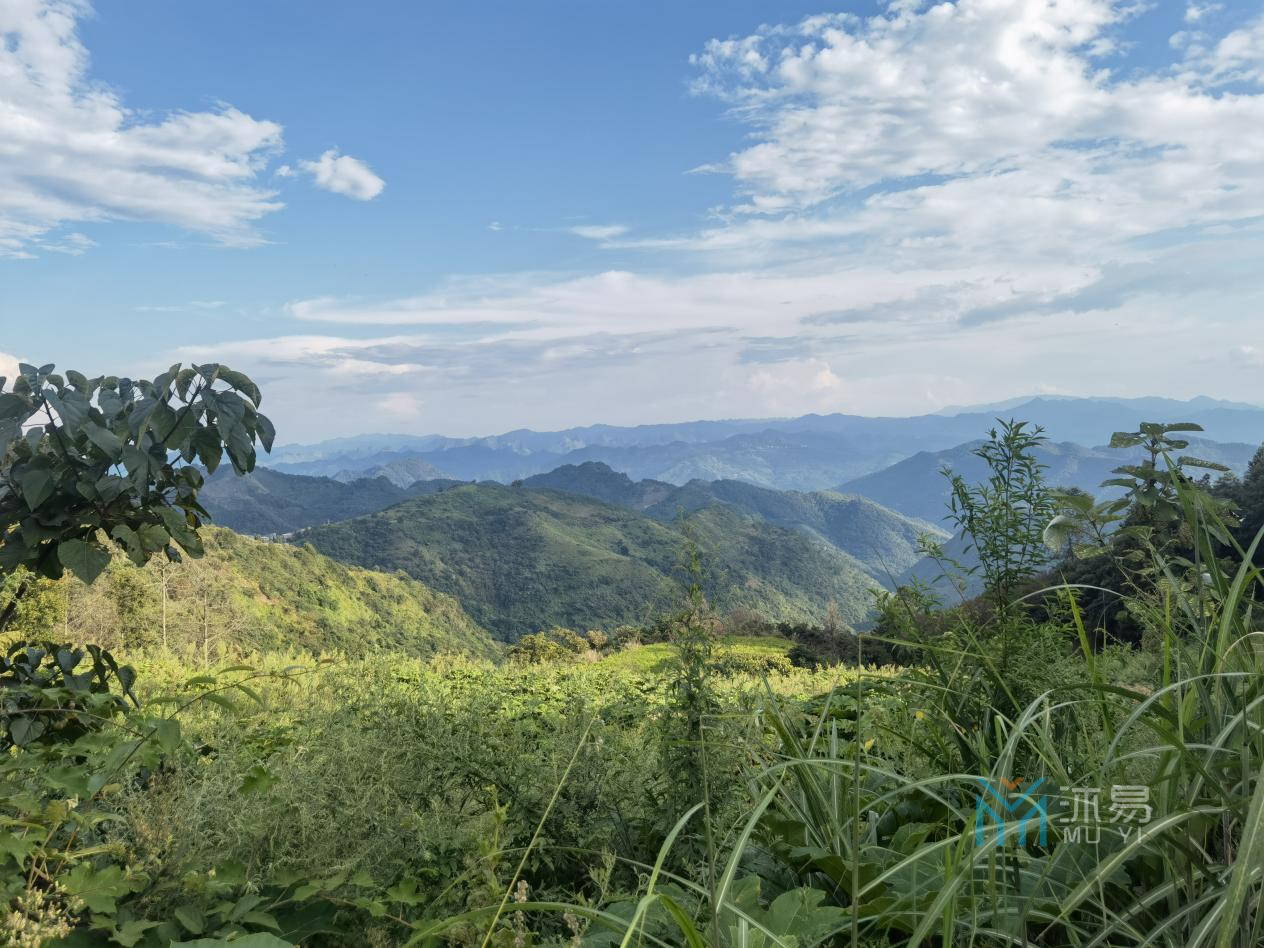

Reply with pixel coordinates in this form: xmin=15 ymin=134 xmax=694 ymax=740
xmin=470 ymin=473 xmax=1264 ymax=946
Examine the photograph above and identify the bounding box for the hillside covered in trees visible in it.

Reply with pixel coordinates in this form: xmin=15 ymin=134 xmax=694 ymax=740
xmin=3 ymin=526 xmax=496 ymax=659
xmin=293 ymin=482 xmax=885 ymax=638
xmin=197 ymin=465 xmax=462 ymax=535
xmin=522 ymin=461 xmax=941 ymax=579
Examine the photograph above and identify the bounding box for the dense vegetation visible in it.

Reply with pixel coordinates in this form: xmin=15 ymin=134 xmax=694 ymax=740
xmin=292 ymin=482 xmax=884 ymax=639
xmin=1 ymin=527 xmax=496 ymax=660
xmin=5 ymin=362 xmax=1264 ymax=946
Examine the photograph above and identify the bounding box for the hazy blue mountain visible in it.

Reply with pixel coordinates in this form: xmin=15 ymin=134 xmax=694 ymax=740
xmin=200 ymin=466 xmax=465 ymax=535
xmin=266 ymin=396 xmax=1264 ymax=492
xmin=841 ymin=438 xmax=1259 ymax=525
xmin=333 ymin=456 xmax=452 ymax=487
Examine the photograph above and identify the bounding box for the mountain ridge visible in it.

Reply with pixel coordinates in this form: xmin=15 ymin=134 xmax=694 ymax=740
xmin=521 ymin=461 xmax=943 ymax=581
xmin=266 ymin=396 xmax=1264 ymax=491
xmin=292 ymin=482 xmax=886 ymax=639
xmin=841 ymin=437 xmax=1259 ymax=524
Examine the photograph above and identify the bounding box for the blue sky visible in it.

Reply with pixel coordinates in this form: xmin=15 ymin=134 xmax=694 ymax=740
xmin=2 ymin=0 xmax=1263 ymax=441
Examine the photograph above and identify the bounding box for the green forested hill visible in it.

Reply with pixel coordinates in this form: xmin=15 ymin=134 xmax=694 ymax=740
xmin=199 ymin=465 xmax=463 ymax=534
xmin=651 ymin=480 xmax=942 ymax=580
xmin=295 ymin=483 xmax=882 ymax=639
xmin=6 ymin=526 xmax=497 ymax=660
xmin=199 ymin=466 xmax=412 ymax=534
xmin=522 ymin=462 xmax=943 ymax=580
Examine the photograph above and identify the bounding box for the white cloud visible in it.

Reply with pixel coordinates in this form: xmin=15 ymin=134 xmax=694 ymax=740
xmin=285 ymin=261 xmax=1091 ymax=338
xmin=0 ymin=0 xmax=286 ymax=256
xmin=689 ymin=1 xmax=1264 ymax=234
xmin=378 ymin=392 xmax=424 ymax=419
xmin=1232 ymin=345 xmax=1264 ymax=367
xmin=135 ymin=300 xmax=227 ymax=313
xmin=182 ymin=266 xmax=1264 ymax=441
xmin=1185 ymin=3 xmax=1221 ymax=23
xmin=0 ymin=351 xmax=20 ymax=383
xmin=1209 ymin=15 xmax=1264 ymax=82
xmin=298 ymin=150 xmax=385 ymax=201
xmin=570 ymin=224 xmax=628 ymax=240
xmin=37 ymin=232 xmax=95 ymax=255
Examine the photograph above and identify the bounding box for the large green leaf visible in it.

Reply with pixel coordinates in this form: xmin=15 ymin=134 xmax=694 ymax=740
xmin=172 ymin=935 xmax=295 ymax=948
xmin=57 ymin=537 xmax=112 ymax=584
xmin=61 ymin=862 xmax=136 ymax=914
xmin=83 ymin=421 xmax=125 ymax=458
xmin=18 ymin=463 xmax=54 ymax=509
xmin=1 ymin=361 xmax=269 ymax=584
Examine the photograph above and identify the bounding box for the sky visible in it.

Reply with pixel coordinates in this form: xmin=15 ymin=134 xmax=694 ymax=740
xmin=1 ymin=0 xmax=1263 ymax=443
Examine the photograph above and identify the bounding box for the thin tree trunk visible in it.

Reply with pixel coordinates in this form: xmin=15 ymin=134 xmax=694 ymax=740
xmin=0 ymin=579 xmax=31 ymax=633
xmin=161 ymin=567 xmax=168 ymax=650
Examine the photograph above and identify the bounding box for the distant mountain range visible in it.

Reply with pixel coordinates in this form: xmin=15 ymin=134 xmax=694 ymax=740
xmin=841 ymin=437 xmax=1259 ymax=525
xmin=265 ymin=396 xmax=1264 ymax=492
xmin=332 ymin=456 xmax=452 ymax=487
xmin=202 ymin=460 xmax=942 ymax=579
xmin=195 ymin=395 xmax=1264 ymax=640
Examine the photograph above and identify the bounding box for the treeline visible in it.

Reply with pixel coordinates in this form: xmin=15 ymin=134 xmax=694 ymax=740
xmin=505 ymin=599 xmax=901 ymax=670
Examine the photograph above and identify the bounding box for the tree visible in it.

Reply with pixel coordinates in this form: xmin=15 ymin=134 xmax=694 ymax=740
xmin=0 ymin=362 xmax=272 ymax=629
xmin=1045 ymin=422 xmax=1233 ymax=563
xmin=785 ymin=602 xmax=871 ymax=668
xmin=1218 ymin=444 xmax=1264 ymax=563
xmin=507 ymin=626 xmax=589 ymax=664
xmin=1041 ymin=422 xmax=1234 ymax=645
xmin=944 ymin=419 xmax=1054 ymax=612
xmin=1103 ymin=422 xmax=1229 ymax=534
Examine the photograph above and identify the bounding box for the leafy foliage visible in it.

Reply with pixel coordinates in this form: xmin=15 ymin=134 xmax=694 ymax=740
xmin=944 ymin=419 xmax=1055 ymax=610
xmin=3 ymin=527 xmax=498 ymax=660
xmin=1104 ymin=421 xmax=1230 ymax=529
xmin=0 ymin=641 xmax=137 ymax=749
xmin=0 ymin=362 xmax=273 ymax=590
